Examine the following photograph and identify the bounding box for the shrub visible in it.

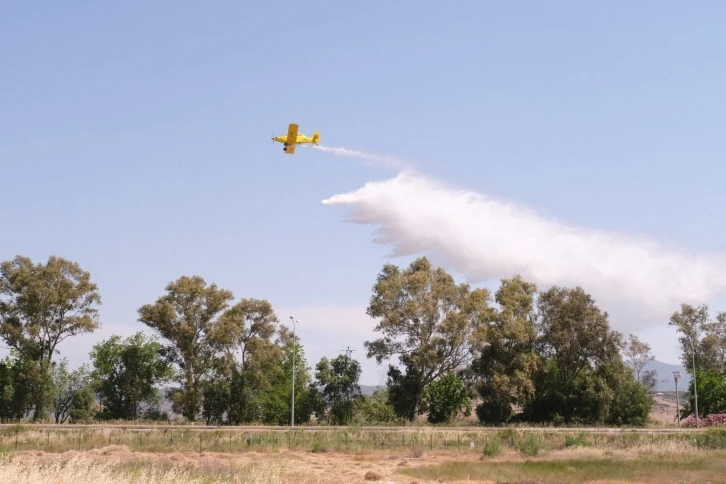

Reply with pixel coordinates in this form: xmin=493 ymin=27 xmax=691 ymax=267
xmin=421 ymin=372 xmax=472 ymax=424
xmin=353 ymin=390 xmax=401 ymax=425
xmin=482 ymin=439 xmax=501 ymax=457
xmin=408 ymin=445 xmax=425 ymax=458
xmin=682 ymin=413 xmax=726 ymax=427
xmin=564 ymin=433 xmax=590 ymax=448
xmin=694 ymin=428 xmax=726 ymax=449
xmin=517 ymin=434 xmax=542 ymax=456
xmin=476 ymin=399 xmax=513 ymax=425
xmin=311 ymin=439 xmax=328 ymax=453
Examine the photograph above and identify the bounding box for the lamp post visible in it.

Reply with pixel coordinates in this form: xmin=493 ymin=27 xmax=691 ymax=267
xmin=672 ymin=371 xmax=681 ymax=426
xmin=289 ymin=316 xmax=299 ymax=427
xmin=692 ymin=348 xmax=699 ymax=429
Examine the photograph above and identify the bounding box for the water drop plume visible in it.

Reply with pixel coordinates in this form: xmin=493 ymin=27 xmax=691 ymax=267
xmin=322 ymin=167 xmax=726 ymax=327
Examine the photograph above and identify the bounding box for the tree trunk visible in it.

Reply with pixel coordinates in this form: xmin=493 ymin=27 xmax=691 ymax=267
xmin=31 ymin=361 xmax=52 ymax=422
xmin=32 ymin=389 xmax=46 ymax=422
xmin=408 ymin=385 xmax=422 ymax=422
xmin=185 ymin=371 xmax=197 ymax=421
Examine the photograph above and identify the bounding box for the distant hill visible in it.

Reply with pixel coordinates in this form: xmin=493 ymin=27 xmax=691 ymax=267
xmin=360 ymin=384 xmax=384 ymax=396
xmin=358 ymin=362 xmax=691 ymax=395
xmin=645 ymin=359 xmax=691 ymax=392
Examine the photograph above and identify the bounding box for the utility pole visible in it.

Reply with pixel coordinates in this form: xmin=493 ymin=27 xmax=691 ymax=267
xmin=341 ymin=346 xmax=354 ymax=368
xmin=692 ymin=349 xmax=699 ymax=429
xmin=338 ymin=347 xmax=355 ymax=425
xmin=289 ymin=316 xmax=300 ymax=427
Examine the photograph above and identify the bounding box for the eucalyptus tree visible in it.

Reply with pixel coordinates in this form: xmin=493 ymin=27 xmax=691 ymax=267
xmin=364 ymin=257 xmax=492 ymax=421
xmin=0 ymin=255 xmax=101 ymax=420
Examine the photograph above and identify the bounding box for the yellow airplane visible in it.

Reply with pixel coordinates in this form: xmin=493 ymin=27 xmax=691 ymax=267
xmin=271 ymin=123 xmax=320 ymax=154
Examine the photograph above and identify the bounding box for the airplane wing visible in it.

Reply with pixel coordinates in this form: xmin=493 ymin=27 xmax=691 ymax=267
xmin=285 ymin=144 xmax=296 ymax=154
xmin=285 ymin=123 xmax=299 ymax=144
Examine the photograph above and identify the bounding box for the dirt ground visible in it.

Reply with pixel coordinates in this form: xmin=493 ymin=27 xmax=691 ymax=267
xmin=11 ymin=445 xmax=437 ymax=483
xmin=649 ymin=395 xmax=681 ymax=425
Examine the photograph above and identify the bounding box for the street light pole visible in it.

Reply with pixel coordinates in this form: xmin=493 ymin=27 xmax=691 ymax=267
xmin=692 ymin=348 xmax=699 ymax=429
xmin=672 ymin=371 xmax=681 ymax=426
xmin=289 ymin=316 xmax=299 ymax=427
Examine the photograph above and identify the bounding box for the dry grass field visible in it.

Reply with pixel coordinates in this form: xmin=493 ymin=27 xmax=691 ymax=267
xmin=2 ymin=443 xmax=726 ymax=483
xmin=1 ymin=426 xmax=725 ymax=483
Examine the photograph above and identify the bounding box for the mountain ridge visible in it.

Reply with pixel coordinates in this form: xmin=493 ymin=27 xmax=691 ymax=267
xmin=645 ymin=359 xmax=691 ymax=392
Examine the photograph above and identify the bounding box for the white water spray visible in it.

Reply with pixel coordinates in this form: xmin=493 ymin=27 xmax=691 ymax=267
xmin=319 ymin=148 xmax=726 ymax=327
xmin=311 ymin=145 xmax=409 ymax=171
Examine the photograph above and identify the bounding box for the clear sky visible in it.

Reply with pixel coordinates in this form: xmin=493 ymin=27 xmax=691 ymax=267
xmin=2 ymin=1 xmax=725 ymax=384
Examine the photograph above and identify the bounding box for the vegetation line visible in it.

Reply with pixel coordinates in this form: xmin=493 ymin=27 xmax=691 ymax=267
xmin=0 ymin=255 xmax=722 ymax=429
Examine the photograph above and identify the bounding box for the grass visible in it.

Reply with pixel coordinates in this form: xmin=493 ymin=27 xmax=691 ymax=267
xmin=3 ymin=430 xmax=726 ymax=483
xmin=0 ymin=425 xmax=713 ymax=455
xmin=482 ymin=438 xmax=501 ymax=456
xmin=400 ymin=451 xmax=726 ymax=483
xmin=564 ymin=432 xmax=591 ymax=448
xmin=407 ymin=444 xmax=426 ymax=458
xmin=0 ymin=454 xmax=289 ymax=484
xmin=516 ymin=434 xmax=542 ymax=456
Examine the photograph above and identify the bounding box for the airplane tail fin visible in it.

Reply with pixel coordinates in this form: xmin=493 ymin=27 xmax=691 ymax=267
xmin=312 ymin=131 xmax=320 ymax=144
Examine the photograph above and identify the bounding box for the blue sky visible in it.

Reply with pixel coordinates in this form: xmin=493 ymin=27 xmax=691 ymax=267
xmin=2 ymin=1 xmax=725 ymax=384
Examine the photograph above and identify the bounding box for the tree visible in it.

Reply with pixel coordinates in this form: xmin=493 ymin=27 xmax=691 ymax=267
xmin=254 ymin=327 xmax=314 ymax=425
xmin=365 ymin=257 xmax=491 ymax=421
xmin=421 ymin=372 xmax=472 ymax=424
xmin=621 ymin=334 xmax=657 ymax=389
xmin=536 ymin=286 xmax=622 ymax=388
xmin=679 ymin=369 xmax=726 ymax=419
xmin=138 ymin=276 xmax=233 ymax=421
xmin=90 ymin=332 xmax=172 ymax=420
xmin=472 ymin=276 xmax=540 ymax=424
xmin=523 ymin=286 xmax=626 ymax=424
xmin=69 ymin=385 xmax=96 ymax=423
xmin=385 ymin=357 xmax=423 ymax=421
xmin=313 ymin=354 xmax=362 ymax=425
xmin=201 ymin=364 xmax=232 ymax=425
xmin=608 ymin=373 xmax=653 ymax=426
xmin=51 ymin=358 xmax=91 ymax=423
xmin=668 ymin=303 xmax=710 ymax=372
xmin=0 ymin=355 xmax=34 ymax=422
xmin=353 ymin=389 xmax=401 ymax=425
xmin=700 ymin=312 xmax=726 ymax=374
xmin=0 ymin=255 xmax=101 ymax=420
xmin=198 ymin=311 xmax=318 ymax=426
xmin=218 ymin=298 xmax=283 ymax=424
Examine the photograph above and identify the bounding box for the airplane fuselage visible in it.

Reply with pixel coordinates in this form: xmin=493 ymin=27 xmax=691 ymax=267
xmin=272 ymin=134 xmax=317 ymax=145
xmin=272 ymin=123 xmax=319 ymax=154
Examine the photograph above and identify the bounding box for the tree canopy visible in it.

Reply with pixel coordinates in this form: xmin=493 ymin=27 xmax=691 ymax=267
xmin=0 ymin=252 xmax=695 ymax=428
xmin=364 ymin=257 xmax=491 ymax=421
xmin=138 ymin=275 xmax=233 ymax=421
xmin=0 ymin=255 xmax=101 ymax=420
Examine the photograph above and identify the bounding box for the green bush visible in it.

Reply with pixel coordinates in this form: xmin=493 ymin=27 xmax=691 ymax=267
xmin=421 ymin=372 xmax=472 ymax=424
xmin=564 ymin=433 xmax=590 ymax=448
xmin=353 ymin=390 xmax=401 ymax=425
xmin=482 ymin=439 xmax=501 ymax=457
xmin=311 ymin=439 xmax=328 ymax=453
xmin=694 ymin=429 xmax=726 ymax=449
xmin=517 ymin=434 xmax=542 ymax=456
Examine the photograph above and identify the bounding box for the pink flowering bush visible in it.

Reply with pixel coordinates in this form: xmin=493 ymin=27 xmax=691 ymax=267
xmin=682 ymin=413 xmax=726 ymax=427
